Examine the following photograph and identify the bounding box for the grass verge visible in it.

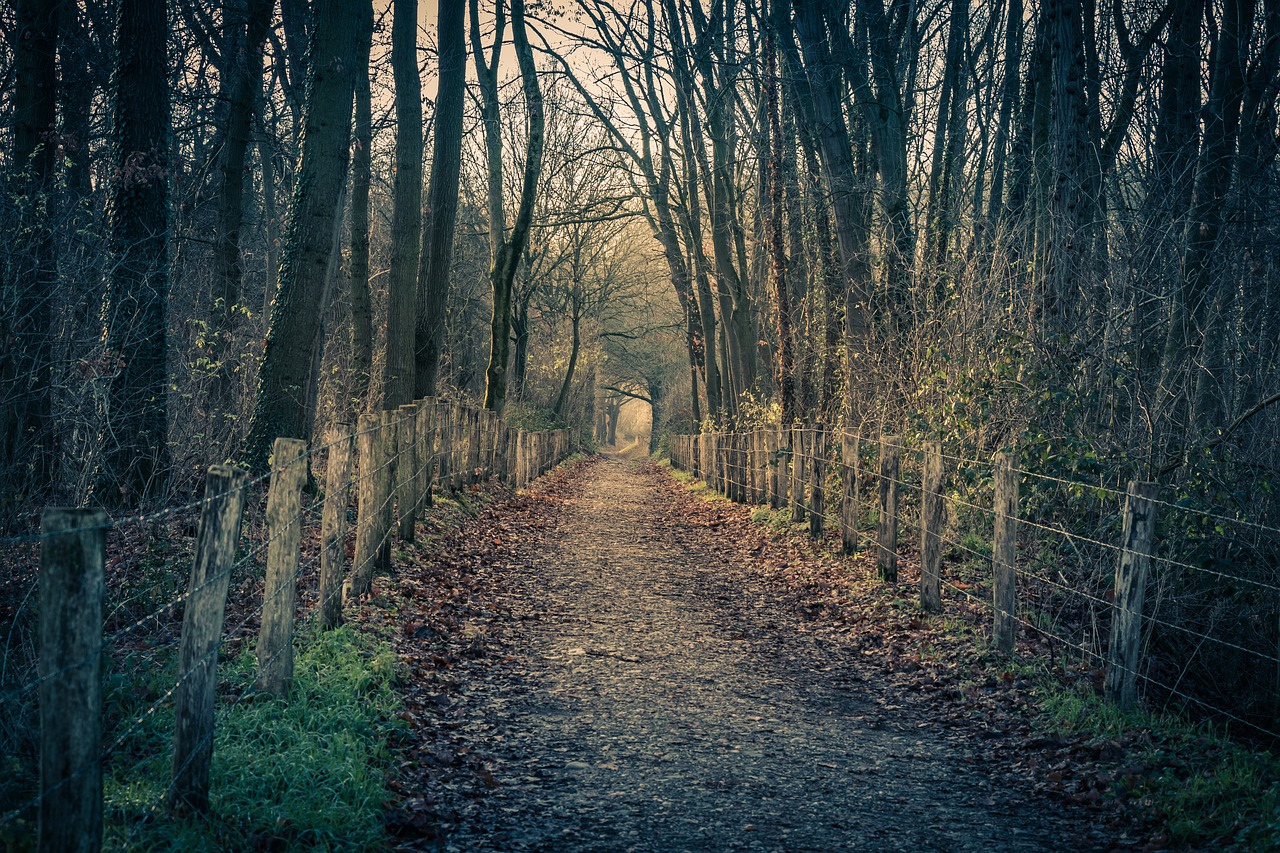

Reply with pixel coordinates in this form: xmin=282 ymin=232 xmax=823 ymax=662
xmin=101 ymin=626 xmax=404 ymax=851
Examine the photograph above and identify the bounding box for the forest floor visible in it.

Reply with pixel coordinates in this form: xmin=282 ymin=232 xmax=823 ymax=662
xmin=371 ymin=454 xmax=1154 ymax=852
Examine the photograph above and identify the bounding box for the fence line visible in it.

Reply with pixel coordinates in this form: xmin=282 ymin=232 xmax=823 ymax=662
xmin=668 ymin=424 xmax=1280 ymax=739
xmin=1 ymin=396 xmax=576 ymax=847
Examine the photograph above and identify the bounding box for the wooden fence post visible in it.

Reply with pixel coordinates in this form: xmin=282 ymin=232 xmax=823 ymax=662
xmin=766 ymin=426 xmax=780 ymax=508
xmin=517 ymin=429 xmax=529 ymax=488
xmin=841 ymin=431 xmax=859 ymax=554
xmin=809 ymin=426 xmax=826 ymax=540
xmin=467 ymin=408 xmax=482 ymax=482
xmin=451 ymin=402 xmax=465 ymax=491
xmin=396 ymin=404 xmax=418 ymax=542
xmin=505 ymin=427 xmax=518 ymax=488
xmin=496 ymin=418 xmax=509 ymax=481
xmin=1105 ymin=481 xmax=1159 ymax=708
xmin=377 ymin=410 xmax=397 ymax=573
xmin=920 ymin=440 xmax=945 ymax=612
xmin=791 ymin=426 xmax=807 ymax=523
xmin=775 ymin=425 xmax=788 ymax=510
xmin=417 ymin=400 xmax=434 ymax=510
xmin=319 ymin=427 xmax=353 ymax=630
xmin=170 ymin=466 xmax=249 ymax=814
xmin=992 ymin=451 xmax=1020 ymax=655
xmin=38 ymin=508 xmax=107 ymax=852
xmin=434 ymin=400 xmax=450 ymax=492
xmin=347 ymin=412 xmax=381 ymax=601
xmin=754 ymin=429 xmax=766 ymax=502
xmin=257 ymin=437 xmax=307 ymax=696
xmin=877 ymin=436 xmax=901 ymax=582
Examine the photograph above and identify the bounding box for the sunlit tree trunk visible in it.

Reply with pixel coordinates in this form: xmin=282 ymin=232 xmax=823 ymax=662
xmin=483 ymin=0 xmax=545 ymax=416
xmin=414 ymin=0 xmax=466 ymax=397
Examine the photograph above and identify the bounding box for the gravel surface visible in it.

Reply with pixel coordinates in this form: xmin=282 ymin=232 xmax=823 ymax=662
xmin=393 ymin=456 xmax=1101 ymax=852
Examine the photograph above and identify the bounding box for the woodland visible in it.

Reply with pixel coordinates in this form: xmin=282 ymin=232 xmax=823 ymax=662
xmin=3 ymin=0 xmax=1278 ymax=518
xmin=3 ymin=0 xmax=1280 ymax=846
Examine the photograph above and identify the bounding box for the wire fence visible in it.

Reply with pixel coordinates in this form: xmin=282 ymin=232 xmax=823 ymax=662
xmin=0 ymin=396 xmax=575 ymax=847
xmin=668 ymin=425 xmax=1280 ymax=743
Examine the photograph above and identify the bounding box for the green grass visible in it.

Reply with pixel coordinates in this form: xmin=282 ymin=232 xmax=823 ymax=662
xmin=750 ymin=505 xmax=795 ymax=533
xmin=99 ymin=626 xmax=404 ymax=851
xmin=1035 ymin=680 xmax=1280 ymax=849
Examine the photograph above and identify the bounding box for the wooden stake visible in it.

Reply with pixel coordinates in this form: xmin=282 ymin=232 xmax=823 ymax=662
xmin=347 ymin=412 xmax=381 ymax=601
xmin=319 ymin=426 xmax=353 ymax=629
xmin=790 ymin=426 xmax=807 ymax=523
xmin=841 ymin=431 xmax=859 ymax=554
xmin=170 ymin=466 xmax=249 ymax=814
xmin=377 ymin=410 xmax=396 ymax=573
xmin=877 ymin=436 xmax=901 ymax=582
xmin=1105 ymin=481 xmax=1159 ymax=708
xmin=920 ymin=440 xmax=945 ymax=613
xmin=992 ymin=451 xmax=1020 ymax=655
xmin=417 ymin=400 xmax=434 ymax=509
xmin=257 ymin=437 xmax=307 ymax=696
xmin=809 ymin=426 xmax=826 ymax=540
xmin=396 ymin=404 xmax=418 ymax=542
xmin=38 ymin=508 xmax=107 ymax=852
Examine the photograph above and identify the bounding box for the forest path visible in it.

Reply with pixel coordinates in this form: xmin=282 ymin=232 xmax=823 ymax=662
xmin=386 ymin=457 xmax=1104 ymax=852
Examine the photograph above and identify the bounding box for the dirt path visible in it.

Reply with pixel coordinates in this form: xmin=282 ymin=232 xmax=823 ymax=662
xmin=389 ymin=457 xmax=1104 ymax=851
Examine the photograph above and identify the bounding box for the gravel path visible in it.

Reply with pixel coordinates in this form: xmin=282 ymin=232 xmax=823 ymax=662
xmin=399 ymin=457 xmax=1097 ymax=851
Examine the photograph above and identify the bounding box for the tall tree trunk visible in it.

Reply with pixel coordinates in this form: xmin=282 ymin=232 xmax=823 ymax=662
xmin=382 ymin=0 xmax=423 ymax=410
xmin=793 ymin=0 xmax=874 ymax=422
xmin=242 ymin=0 xmax=372 ymax=472
xmin=348 ymin=37 xmax=374 ymax=412
xmin=3 ymin=0 xmax=60 ymax=508
xmin=554 ymin=312 xmax=581 ymax=418
xmin=414 ymin=0 xmax=466 ymax=397
xmin=1177 ymin=0 xmax=1254 ymax=434
xmin=483 ymin=0 xmax=545 ymax=415
xmin=512 ymin=287 xmax=532 ymax=399
xmin=765 ymin=16 xmax=798 ymax=426
xmin=985 ymin=0 xmax=1024 ymax=235
xmin=97 ymin=0 xmax=170 ymax=502
xmin=925 ymin=0 xmax=969 ymax=270
xmin=210 ymin=0 xmax=273 ymax=416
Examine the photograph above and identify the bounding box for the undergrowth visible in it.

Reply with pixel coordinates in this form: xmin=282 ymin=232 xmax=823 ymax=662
xmin=100 ymin=626 xmax=404 ymax=851
xmin=1034 ymin=678 xmax=1280 ymax=850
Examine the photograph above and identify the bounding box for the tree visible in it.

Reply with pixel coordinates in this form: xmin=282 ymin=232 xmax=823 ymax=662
xmin=242 ymin=0 xmax=373 ymax=471
xmin=96 ymin=0 xmax=171 ymax=503
xmin=415 ymin=0 xmax=467 ymax=397
xmin=480 ymin=0 xmax=545 ymax=415
xmin=2 ymin=0 xmax=60 ymax=509
xmin=383 ymin=0 xmax=423 ymax=410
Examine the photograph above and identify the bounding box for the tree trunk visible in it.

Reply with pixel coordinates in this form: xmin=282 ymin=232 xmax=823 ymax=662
xmin=793 ymin=0 xmax=874 ymax=421
xmin=382 ymin=0 xmax=423 ymax=410
xmin=4 ymin=0 xmax=60 ymax=506
xmin=554 ymin=313 xmax=581 ymax=418
xmin=414 ymin=0 xmax=466 ymax=397
xmin=483 ymin=0 xmax=545 ymax=416
xmin=765 ymin=16 xmax=797 ymax=426
xmin=210 ymin=0 xmax=273 ymax=414
xmin=242 ymin=0 xmax=372 ymax=472
xmin=97 ymin=0 xmax=171 ymax=503
xmin=348 ymin=38 xmax=374 ymax=412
